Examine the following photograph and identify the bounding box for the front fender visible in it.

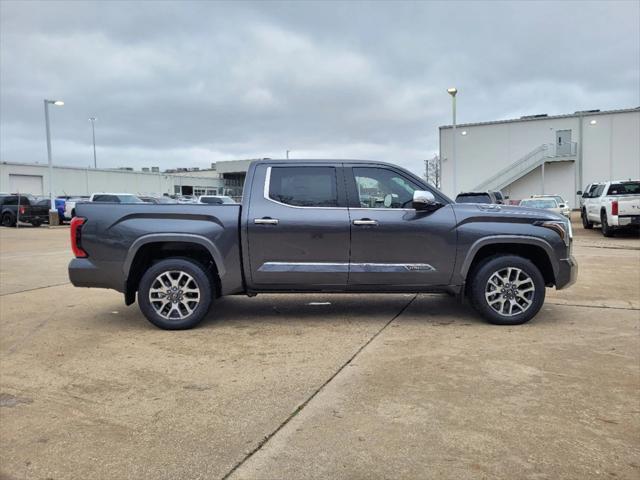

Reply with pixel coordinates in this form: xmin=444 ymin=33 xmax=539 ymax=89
xmin=458 ymin=235 xmax=558 ymax=281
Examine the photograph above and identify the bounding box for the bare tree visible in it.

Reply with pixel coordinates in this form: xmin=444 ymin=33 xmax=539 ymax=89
xmin=424 ymin=155 xmax=441 ymax=188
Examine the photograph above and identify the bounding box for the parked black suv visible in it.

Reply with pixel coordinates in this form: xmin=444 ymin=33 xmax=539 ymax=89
xmin=0 ymin=194 xmax=49 ymax=227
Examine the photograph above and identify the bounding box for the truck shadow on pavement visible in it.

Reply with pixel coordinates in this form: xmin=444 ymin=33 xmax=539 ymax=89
xmin=204 ymin=293 xmax=490 ymax=328
xmin=102 ymin=293 xmax=493 ymax=331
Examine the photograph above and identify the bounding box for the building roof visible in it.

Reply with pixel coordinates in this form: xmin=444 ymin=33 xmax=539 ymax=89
xmin=439 ymin=106 xmax=639 ymax=130
xmin=0 ymin=161 xmax=219 ymax=181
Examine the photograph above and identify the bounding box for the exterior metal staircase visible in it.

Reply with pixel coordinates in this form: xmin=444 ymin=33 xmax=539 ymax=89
xmin=473 ymin=142 xmax=577 ymax=192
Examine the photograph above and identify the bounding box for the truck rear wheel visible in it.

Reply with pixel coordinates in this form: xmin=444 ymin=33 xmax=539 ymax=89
xmin=601 ymin=211 xmax=614 ymax=237
xmin=138 ymin=258 xmax=213 ymax=330
xmin=469 ymin=255 xmax=545 ymax=325
xmin=1 ymin=212 xmax=16 ymax=227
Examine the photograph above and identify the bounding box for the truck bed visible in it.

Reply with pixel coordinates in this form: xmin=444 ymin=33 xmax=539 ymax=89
xmin=71 ymin=202 xmax=244 ymax=295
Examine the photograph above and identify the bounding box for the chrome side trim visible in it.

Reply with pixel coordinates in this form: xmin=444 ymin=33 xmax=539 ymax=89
xmin=259 ymin=262 xmax=349 ymax=273
xmin=258 ymin=261 xmax=436 ymax=273
xmin=350 ymin=263 xmax=435 ymax=273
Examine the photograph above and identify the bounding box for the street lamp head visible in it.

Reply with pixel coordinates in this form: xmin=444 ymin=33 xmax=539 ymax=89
xmin=53 ymin=100 xmax=64 ymax=106
xmin=89 ymin=116 xmax=97 ymax=122
xmin=447 ymin=87 xmax=457 ymax=96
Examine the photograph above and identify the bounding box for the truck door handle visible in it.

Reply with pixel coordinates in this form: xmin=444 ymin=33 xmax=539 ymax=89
xmin=254 ymin=217 xmax=279 ymax=225
xmin=353 ymin=219 xmax=378 ymax=226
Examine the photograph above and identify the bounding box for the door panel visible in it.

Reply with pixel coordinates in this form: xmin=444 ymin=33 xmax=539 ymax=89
xmin=246 ymin=164 xmax=351 ymax=289
xmin=348 ymin=206 xmax=457 ymax=286
xmin=346 ymin=166 xmax=457 ymax=287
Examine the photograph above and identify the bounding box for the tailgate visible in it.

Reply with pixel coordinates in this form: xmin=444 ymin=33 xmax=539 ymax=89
xmin=31 ymin=204 xmax=50 ymax=216
xmin=618 ymin=196 xmax=640 ymax=216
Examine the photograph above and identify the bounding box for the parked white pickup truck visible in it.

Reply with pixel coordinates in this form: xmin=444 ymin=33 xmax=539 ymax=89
xmin=580 ymin=180 xmax=640 ymax=236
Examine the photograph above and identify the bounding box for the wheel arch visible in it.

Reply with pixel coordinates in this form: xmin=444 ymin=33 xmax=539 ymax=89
xmin=123 ymin=234 xmax=224 ymax=305
xmin=461 ymin=236 xmax=557 ymax=287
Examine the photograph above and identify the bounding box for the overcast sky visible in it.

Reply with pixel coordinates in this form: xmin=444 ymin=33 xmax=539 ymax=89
xmin=1 ymin=0 xmax=638 ymax=175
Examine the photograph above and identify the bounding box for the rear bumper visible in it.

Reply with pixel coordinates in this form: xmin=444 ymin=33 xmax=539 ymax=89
xmin=68 ymin=258 xmax=125 ymax=292
xmin=556 ymin=255 xmax=578 ymax=290
xmin=616 ymin=215 xmax=640 ymax=227
xmin=68 ymin=258 xmax=101 ymax=288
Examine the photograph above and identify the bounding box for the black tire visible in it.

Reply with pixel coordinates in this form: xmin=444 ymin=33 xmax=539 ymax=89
xmin=31 ymin=219 xmax=42 ymax=228
xmin=1 ymin=212 xmax=16 ymax=227
xmin=468 ymin=255 xmax=546 ymax=325
xmin=601 ymin=211 xmax=614 ymax=237
xmin=138 ymin=257 xmax=214 ymax=330
xmin=581 ymin=209 xmax=593 ymax=229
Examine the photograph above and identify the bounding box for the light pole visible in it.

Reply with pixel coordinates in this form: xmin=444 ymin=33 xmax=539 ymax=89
xmin=447 ymin=87 xmax=457 ymax=195
xmin=286 ymin=150 xmax=290 ymax=159
xmin=89 ymin=116 xmax=97 ymax=168
xmin=44 ymin=99 xmax=64 ymax=225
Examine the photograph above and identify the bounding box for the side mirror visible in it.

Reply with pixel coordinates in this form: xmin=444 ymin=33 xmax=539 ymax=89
xmin=576 ymin=190 xmax=583 ymax=195
xmin=412 ymin=190 xmax=439 ymax=211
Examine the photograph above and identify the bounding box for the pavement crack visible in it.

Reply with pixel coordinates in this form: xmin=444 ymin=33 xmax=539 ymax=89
xmin=220 ymin=294 xmax=418 ymax=480
xmin=547 ymin=301 xmax=639 ymax=311
xmin=0 ymin=281 xmax=70 ymax=297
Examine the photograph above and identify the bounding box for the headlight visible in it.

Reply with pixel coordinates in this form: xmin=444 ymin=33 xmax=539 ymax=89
xmin=539 ymin=220 xmax=572 ymax=247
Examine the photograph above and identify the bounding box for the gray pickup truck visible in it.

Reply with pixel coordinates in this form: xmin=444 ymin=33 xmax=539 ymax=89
xmin=69 ymin=159 xmax=577 ymax=329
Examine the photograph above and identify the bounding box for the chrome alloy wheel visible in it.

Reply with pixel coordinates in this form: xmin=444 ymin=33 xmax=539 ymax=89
xmin=484 ymin=267 xmax=535 ymax=317
xmin=148 ymin=270 xmax=201 ymax=320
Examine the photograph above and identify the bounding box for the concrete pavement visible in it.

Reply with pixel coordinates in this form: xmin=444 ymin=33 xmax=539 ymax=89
xmin=1 ymin=218 xmax=638 ymax=480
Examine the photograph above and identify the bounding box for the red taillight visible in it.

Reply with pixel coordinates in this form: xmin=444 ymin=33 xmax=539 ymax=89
xmin=19 ymin=206 xmax=25 ymax=215
xmin=70 ymin=217 xmax=88 ymax=258
xmin=611 ymin=200 xmax=618 ymax=216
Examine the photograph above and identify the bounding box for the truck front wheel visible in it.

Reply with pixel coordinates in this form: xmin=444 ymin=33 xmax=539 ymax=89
xmin=138 ymin=258 xmax=214 ymax=330
xmin=469 ymin=255 xmax=545 ymax=325
xmin=581 ymin=209 xmax=593 ymax=229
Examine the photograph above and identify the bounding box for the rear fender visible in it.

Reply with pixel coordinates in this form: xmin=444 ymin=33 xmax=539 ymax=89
xmin=123 ymin=233 xmax=226 ymax=278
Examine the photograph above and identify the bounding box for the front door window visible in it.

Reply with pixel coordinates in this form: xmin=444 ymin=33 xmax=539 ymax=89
xmin=353 ymin=167 xmax=420 ymax=209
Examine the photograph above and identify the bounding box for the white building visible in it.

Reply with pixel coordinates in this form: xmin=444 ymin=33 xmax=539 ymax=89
xmin=439 ymin=107 xmax=640 ymax=208
xmin=0 ymin=162 xmax=224 ymax=197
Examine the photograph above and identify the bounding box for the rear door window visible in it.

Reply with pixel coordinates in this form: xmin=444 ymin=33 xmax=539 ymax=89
xmin=268 ymin=167 xmax=338 ymax=207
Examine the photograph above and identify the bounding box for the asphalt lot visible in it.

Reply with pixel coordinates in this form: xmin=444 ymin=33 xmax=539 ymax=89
xmin=1 ymin=216 xmax=638 ymax=480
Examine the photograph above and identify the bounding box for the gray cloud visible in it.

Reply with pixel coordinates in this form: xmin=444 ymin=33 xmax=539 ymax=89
xmin=1 ymin=0 xmax=638 ymax=174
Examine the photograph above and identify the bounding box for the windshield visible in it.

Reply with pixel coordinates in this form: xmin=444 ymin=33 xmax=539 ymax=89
xmin=456 ymin=194 xmax=491 ymax=204
xmin=606 ymin=181 xmax=640 ymax=196
xmin=520 ymin=199 xmax=558 ymax=209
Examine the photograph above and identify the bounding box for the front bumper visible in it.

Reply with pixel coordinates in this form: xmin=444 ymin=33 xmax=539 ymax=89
xmin=556 ymin=255 xmax=578 ymax=290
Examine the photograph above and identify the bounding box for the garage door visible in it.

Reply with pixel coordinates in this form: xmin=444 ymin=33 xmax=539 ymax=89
xmin=9 ymin=175 xmax=44 ymax=195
